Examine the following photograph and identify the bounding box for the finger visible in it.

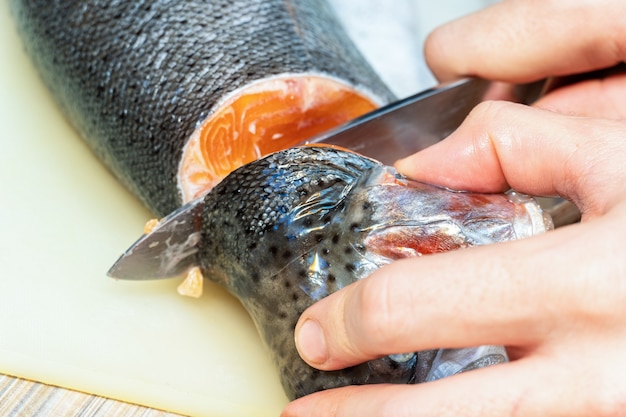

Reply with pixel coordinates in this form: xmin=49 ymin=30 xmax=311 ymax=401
xmin=394 ymin=101 xmax=626 ymax=217
xmin=424 ymin=0 xmax=626 ymax=83
xmin=293 ymin=222 xmax=585 ymax=370
xmin=281 ymin=356 xmax=592 ymax=417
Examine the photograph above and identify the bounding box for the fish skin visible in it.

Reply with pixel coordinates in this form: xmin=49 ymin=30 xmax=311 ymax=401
xmin=198 ymin=146 xmax=537 ymax=399
xmin=10 ymin=0 xmax=394 ymax=216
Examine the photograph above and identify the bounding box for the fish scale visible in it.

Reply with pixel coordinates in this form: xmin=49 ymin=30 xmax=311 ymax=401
xmin=11 ymin=0 xmax=393 ymax=216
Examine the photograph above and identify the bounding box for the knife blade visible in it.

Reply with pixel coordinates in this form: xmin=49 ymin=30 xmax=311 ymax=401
xmin=108 ymin=78 xmax=490 ymax=280
xmin=303 ymin=77 xmax=490 ymax=165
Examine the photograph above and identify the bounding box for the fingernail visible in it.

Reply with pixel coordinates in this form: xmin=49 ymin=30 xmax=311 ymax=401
xmin=296 ymin=319 xmax=328 ymax=365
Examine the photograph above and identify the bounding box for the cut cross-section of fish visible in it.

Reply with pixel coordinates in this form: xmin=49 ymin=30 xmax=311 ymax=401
xmin=178 ymin=74 xmax=380 ymax=202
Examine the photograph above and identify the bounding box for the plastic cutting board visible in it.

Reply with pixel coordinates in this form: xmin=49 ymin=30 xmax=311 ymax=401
xmin=0 ymin=6 xmax=288 ymax=417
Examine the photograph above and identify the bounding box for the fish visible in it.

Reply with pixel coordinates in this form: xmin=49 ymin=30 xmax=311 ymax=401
xmin=192 ymin=145 xmax=552 ymax=399
xmin=10 ymin=0 xmax=394 ymax=217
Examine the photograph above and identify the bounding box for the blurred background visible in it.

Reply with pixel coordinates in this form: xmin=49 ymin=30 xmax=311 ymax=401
xmin=329 ymin=0 xmax=500 ymax=97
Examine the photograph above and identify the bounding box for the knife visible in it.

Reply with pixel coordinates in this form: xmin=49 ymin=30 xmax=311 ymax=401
xmin=305 ymin=77 xmax=490 ymax=165
xmin=107 ymin=78 xmax=494 ymax=280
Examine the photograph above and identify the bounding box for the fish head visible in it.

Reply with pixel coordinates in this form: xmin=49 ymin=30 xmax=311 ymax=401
xmin=198 ymin=146 xmax=423 ymax=398
xmin=196 ymin=145 xmax=548 ymax=399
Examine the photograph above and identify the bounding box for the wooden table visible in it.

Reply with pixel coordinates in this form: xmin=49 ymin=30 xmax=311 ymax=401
xmin=0 ymin=374 xmax=186 ymax=417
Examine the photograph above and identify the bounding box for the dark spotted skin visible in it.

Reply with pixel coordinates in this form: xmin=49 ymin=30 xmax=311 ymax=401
xmin=10 ymin=0 xmax=394 ymax=216
xmin=199 ymin=146 xmax=525 ymax=399
xmin=200 ymin=147 xmax=420 ymax=399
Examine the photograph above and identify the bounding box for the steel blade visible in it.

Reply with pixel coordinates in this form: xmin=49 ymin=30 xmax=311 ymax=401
xmin=305 ymin=78 xmax=490 ymax=164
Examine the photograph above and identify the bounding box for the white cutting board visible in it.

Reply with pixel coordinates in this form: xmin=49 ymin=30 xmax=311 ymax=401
xmin=0 ymin=5 xmax=288 ymax=417
xmin=1 ymin=2 xmax=497 ymax=415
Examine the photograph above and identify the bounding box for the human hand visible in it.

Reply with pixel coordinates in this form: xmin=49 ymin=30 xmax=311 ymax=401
xmin=424 ymin=0 xmax=626 ymax=119
xmin=281 ymin=101 xmax=626 ymax=416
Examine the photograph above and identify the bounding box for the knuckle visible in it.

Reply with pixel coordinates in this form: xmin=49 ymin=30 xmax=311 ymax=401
xmin=468 ymin=99 xmax=513 ymax=121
